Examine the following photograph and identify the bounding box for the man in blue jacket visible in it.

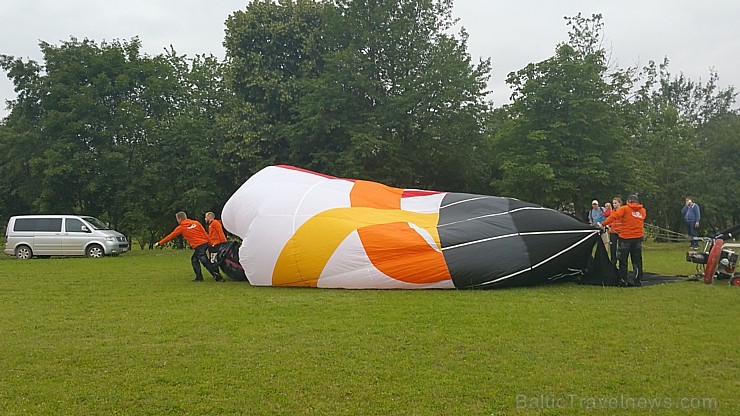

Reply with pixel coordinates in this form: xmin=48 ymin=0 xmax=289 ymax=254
xmin=682 ymin=197 xmax=701 ymax=249
xmin=588 ymin=200 xmax=605 ymax=226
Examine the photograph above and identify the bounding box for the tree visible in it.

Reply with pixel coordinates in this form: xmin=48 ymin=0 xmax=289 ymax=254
xmin=0 ymin=38 xmax=234 ymax=244
xmin=0 ymin=125 xmax=37 ymax=221
xmin=695 ymin=113 xmax=740 ymax=230
xmin=1 ymin=38 xmax=156 ymax=221
xmin=223 ymin=0 xmax=329 ymax=175
xmin=224 ymin=0 xmax=492 ymax=191
xmin=628 ymin=58 xmax=738 ymax=232
xmin=492 ymin=14 xmax=634 ymax=213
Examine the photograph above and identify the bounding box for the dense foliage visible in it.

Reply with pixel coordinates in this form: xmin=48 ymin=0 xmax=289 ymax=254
xmin=1 ymin=3 xmax=737 ymax=245
xmin=0 ymin=38 xmax=234 ymax=246
xmin=222 ymin=0 xmax=492 ymax=191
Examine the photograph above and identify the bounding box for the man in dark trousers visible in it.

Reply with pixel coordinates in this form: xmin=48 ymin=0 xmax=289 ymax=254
xmin=600 ymin=195 xmax=647 ymax=287
xmin=608 ymin=196 xmax=623 ymax=266
xmin=156 ymin=211 xmax=224 ymax=282
xmin=682 ymin=197 xmax=701 ymax=249
xmin=205 ymin=211 xmax=228 ymax=263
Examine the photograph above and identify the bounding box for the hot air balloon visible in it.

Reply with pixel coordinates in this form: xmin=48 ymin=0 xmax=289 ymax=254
xmin=221 ymin=165 xmax=613 ymax=289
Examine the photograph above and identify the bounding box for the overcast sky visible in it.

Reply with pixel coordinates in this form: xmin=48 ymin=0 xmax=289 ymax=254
xmin=1 ymin=0 xmax=738 ymax=118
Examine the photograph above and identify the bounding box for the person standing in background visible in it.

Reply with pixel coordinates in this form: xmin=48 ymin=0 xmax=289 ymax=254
xmin=600 ymin=202 xmax=613 ymax=249
xmin=589 ymin=200 xmax=608 ymax=249
xmin=607 ymin=197 xmax=623 ymax=267
xmin=602 ymin=202 xmax=612 ymax=218
xmin=588 ymin=200 xmax=605 ymax=226
xmin=681 ymin=197 xmax=701 ymax=250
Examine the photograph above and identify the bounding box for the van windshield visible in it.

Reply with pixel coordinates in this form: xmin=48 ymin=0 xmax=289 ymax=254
xmin=81 ymin=217 xmax=110 ymax=230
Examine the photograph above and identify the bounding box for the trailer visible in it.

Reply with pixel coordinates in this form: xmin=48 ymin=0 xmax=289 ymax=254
xmin=686 ymin=224 xmax=740 ymax=286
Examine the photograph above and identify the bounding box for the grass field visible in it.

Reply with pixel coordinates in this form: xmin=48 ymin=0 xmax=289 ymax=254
xmin=0 ymin=243 xmax=737 ymax=415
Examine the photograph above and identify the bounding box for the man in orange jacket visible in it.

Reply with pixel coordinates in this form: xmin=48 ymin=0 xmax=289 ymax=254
xmin=205 ymin=211 xmax=228 ymax=263
xmin=156 ymin=211 xmax=224 ymax=282
xmin=600 ymin=195 xmax=646 ymax=287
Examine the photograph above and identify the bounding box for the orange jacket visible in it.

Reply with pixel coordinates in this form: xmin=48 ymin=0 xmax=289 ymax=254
xmin=208 ymin=219 xmax=227 ymax=245
xmin=608 ymin=215 xmax=623 ymax=235
xmin=602 ymin=202 xmax=646 ymax=239
xmin=158 ymin=219 xmax=210 ymax=248
xmin=605 ymin=207 xmax=622 ymax=234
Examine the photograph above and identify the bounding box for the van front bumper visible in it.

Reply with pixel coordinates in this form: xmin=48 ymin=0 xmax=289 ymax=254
xmin=104 ymin=240 xmax=130 ymax=255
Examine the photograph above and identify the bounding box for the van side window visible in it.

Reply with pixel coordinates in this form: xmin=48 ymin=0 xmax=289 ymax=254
xmin=13 ymin=218 xmax=62 ymax=232
xmin=14 ymin=218 xmax=36 ymax=231
xmin=65 ymin=218 xmax=86 ymax=233
xmin=37 ymin=218 xmax=62 ymax=232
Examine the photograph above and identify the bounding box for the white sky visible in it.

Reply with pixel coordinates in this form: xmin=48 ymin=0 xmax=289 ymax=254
xmin=1 ymin=0 xmax=738 ymax=118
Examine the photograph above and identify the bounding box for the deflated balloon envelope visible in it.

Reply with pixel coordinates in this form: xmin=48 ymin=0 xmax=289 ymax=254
xmin=221 ymin=165 xmax=603 ymax=289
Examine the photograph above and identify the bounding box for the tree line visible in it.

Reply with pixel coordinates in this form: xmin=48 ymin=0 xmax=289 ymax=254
xmin=1 ymin=1 xmax=738 ymax=247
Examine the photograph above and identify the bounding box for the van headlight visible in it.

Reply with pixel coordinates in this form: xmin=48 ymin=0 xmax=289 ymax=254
xmin=105 ymin=236 xmax=116 ymax=242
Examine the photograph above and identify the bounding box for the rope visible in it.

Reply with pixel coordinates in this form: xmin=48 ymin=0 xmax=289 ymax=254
xmin=643 ymin=223 xmax=690 ymax=242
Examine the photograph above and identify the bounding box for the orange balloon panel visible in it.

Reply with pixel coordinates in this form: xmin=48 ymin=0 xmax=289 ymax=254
xmin=358 ymin=222 xmax=451 ymax=284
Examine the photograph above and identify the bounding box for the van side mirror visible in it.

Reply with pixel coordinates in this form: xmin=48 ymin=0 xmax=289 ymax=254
xmin=81 ymin=225 xmax=90 ymax=233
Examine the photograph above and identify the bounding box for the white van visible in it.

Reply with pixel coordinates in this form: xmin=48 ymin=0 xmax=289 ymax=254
xmin=4 ymin=215 xmax=129 ymax=259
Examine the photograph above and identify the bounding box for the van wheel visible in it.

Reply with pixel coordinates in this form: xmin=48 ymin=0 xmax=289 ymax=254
xmin=15 ymin=245 xmax=33 ymax=260
xmin=86 ymin=245 xmax=104 ymax=258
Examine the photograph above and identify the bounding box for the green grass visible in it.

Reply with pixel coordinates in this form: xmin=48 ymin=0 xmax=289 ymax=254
xmin=0 ymin=244 xmax=737 ymax=415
